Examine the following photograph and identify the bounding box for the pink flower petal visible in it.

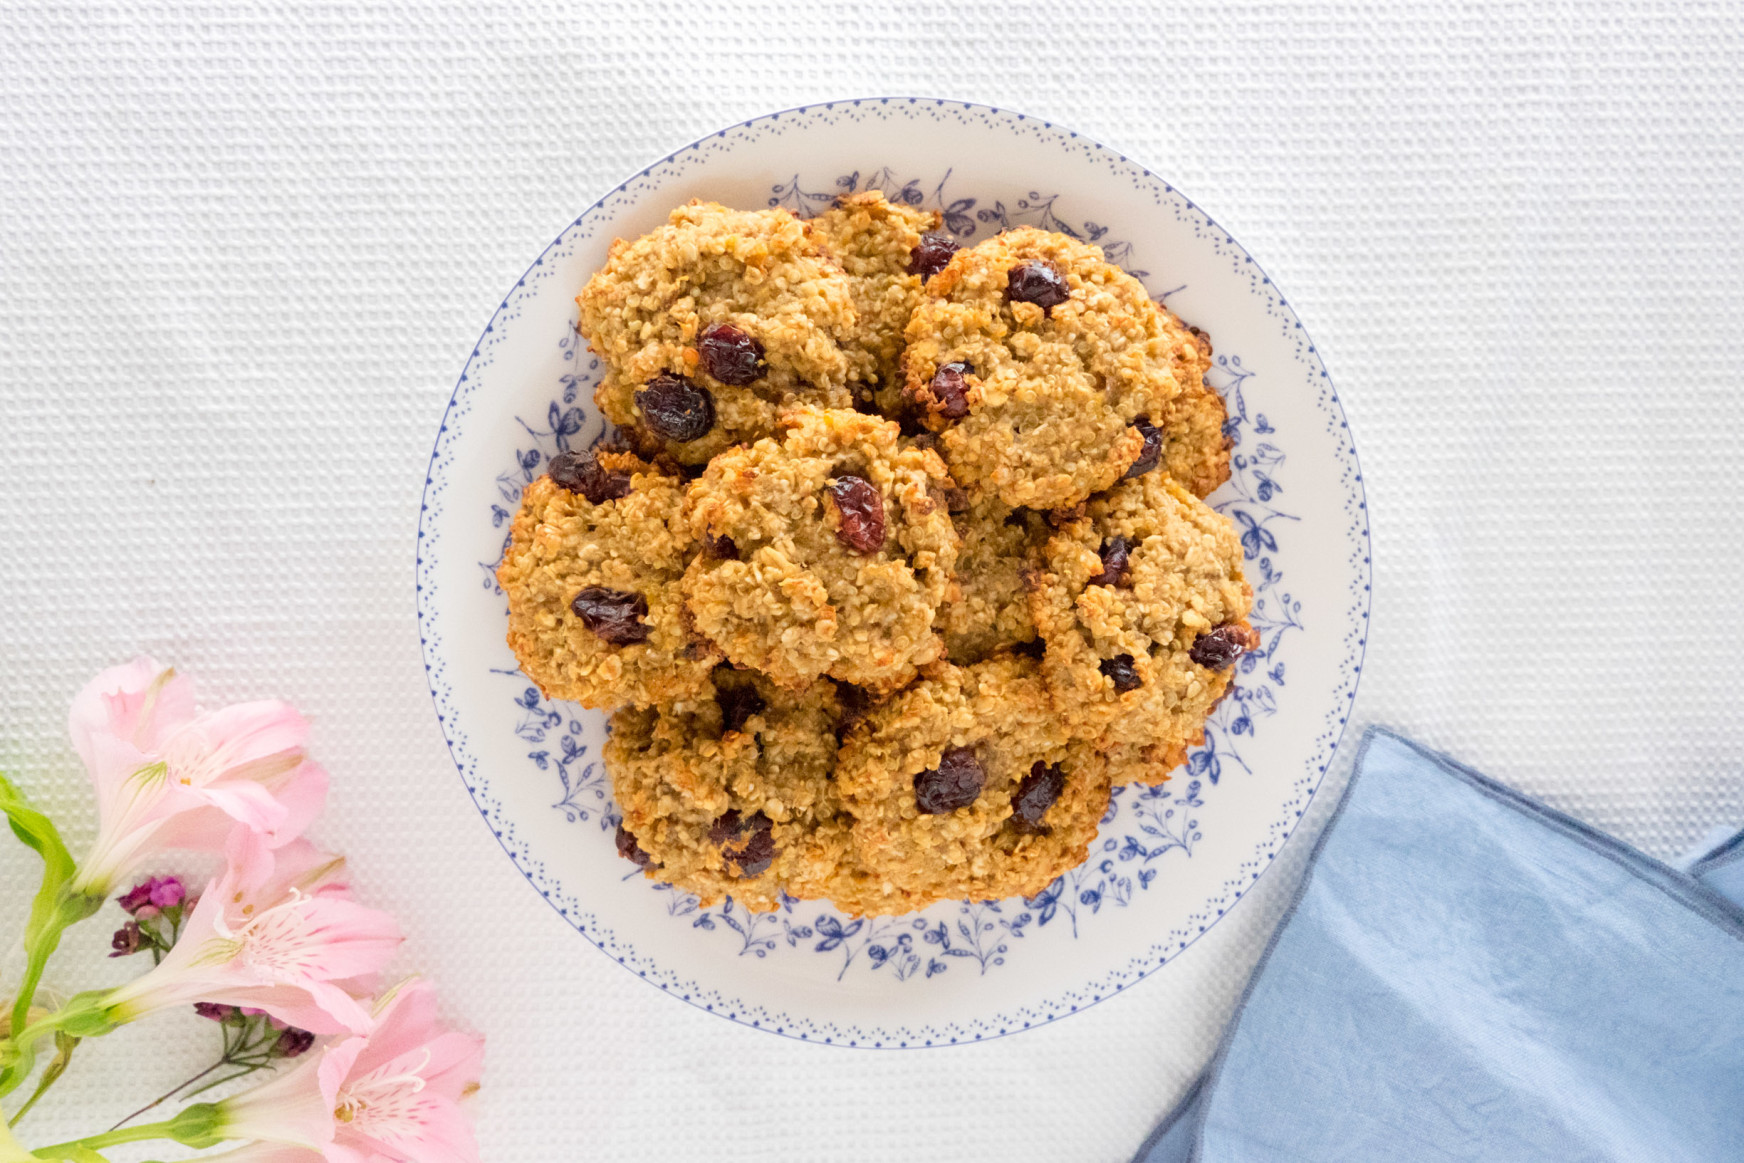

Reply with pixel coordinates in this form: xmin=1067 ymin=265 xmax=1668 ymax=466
xmin=265 ymin=760 xmax=330 ymax=847
xmin=417 ymin=1030 xmax=487 ymax=1103
xmin=190 ymin=1144 xmax=326 ymax=1163
xmin=181 ymin=699 xmax=311 ymax=774
xmin=339 ymin=1096 xmax=481 ymax=1163
xmin=68 ymin=658 xmax=196 ymax=766
xmin=69 ymin=666 xmax=329 ymax=893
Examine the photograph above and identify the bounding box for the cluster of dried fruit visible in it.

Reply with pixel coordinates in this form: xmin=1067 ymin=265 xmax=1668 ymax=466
xmin=496 ymin=195 xmax=1258 ymax=915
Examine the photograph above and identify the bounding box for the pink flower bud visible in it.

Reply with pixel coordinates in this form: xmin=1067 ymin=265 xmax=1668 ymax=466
xmin=117 ymin=881 xmax=155 ymax=914
xmin=150 ymin=876 xmax=186 ymax=908
xmin=272 ymin=1027 xmax=315 ymax=1059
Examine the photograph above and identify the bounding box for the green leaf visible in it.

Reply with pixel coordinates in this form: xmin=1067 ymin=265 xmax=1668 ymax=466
xmin=0 ymin=772 xmax=75 ymax=912
xmin=0 ymin=774 xmax=101 ymax=1098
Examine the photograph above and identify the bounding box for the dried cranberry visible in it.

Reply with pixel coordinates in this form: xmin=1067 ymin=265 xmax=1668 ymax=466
xmin=1010 ymin=762 xmax=1066 ymax=834
xmin=1100 ymin=654 xmax=1142 ymax=693
xmin=940 ymin=484 xmax=971 ymax=514
xmin=570 ymin=587 xmax=649 ymax=644
xmin=718 ymin=685 xmax=766 ymax=735
xmin=1006 ymin=261 xmax=1069 ymax=313
xmin=1190 ymin=623 xmax=1258 ymax=670
xmin=635 ymin=373 xmax=715 ymax=444
xmin=1088 ymin=535 xmax=1132 ymax=588
xmin=1124 ymin=415 xmax=1163 ymax=479
xmin=709 ymin=809 xmax=776 ymax=877
xmin=926 ymin=361 xmax=973 ymax=420
xmin=914 ymin=746 xmax=986 ymax=814
xmin=616 ymin=823 xmax=655 ymax=868
xmin=907 ymin=232 xmax=959 ymax=280
xmin=703 ymin=531 xmax=740 ymax=560
xmin=834 ymin=682 xmax=873 ymax=743
xmin=1045 ymin=503 xmax=1086 ymax=529
xmin=828 ymin=475 xmax=886 ymax=554
xmin=697 ymin=322 xmax=765 ymax=386
xmin=548 ymin=448 xmax=632 ymax=504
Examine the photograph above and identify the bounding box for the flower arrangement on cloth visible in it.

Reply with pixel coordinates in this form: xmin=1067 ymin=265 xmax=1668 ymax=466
xmin=0 ymin=660 xmax=483 ymax=1163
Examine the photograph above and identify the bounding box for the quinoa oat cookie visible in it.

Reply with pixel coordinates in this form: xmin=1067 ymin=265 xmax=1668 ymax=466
xmin=836 ymin=657 xmax=1113 ymax=907
xmin=578 ymin=201 xmax=859 ymax=465
xmin=605 ymin=668 xmax=854 ymax=912
xmin=1027 ymin=471 xmax=1257 ymax=756
xmin=900 ymin=226 xmax=1203 ymax=508
xmin=681 ymin=407 xmax=959 ymax=694
xmin=497 ymin=449 xmax=719 ymax=710
xmin=807 ymin=191 xmax=944 ymax=411
xmin=1154 ymin=311 xmax=1231 ymax=499
xmin=1102 ymin=740 xmax=1196 ymax=787
xmin=936 ymin=492 xmax=1048 ymax=665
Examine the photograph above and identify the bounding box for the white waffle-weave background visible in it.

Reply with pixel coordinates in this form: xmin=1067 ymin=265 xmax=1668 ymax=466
xmin=2 ymin=3 xmax=1741 ymax=1159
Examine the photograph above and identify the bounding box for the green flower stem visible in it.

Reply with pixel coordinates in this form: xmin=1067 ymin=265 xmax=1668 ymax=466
xmin=0 ymin=774 xmax=105 ymax=1101
xmin=0 ymin=1118 xmax=44 ymax=1162
xmin=28 ymin=1120 xmax=169 ymax=1153
xmin=0 ymin=994 xmax=109 ymax=1102
xmin=8 ymin=891 xmax=100 ymax=1041
xmin=6 ymin=1032 xmax=76 ymax=1128
xmin=29 ymin=1103 xmax=223 ymax=1157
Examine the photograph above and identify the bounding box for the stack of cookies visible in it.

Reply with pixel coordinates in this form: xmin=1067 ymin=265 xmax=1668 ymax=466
xmin=496 ymin=194 xmax=1257 ymax=917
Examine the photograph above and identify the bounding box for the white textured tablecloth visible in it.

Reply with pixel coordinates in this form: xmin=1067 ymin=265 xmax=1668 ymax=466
xmin=3 ymin=3 xmax=1741 ymax=1160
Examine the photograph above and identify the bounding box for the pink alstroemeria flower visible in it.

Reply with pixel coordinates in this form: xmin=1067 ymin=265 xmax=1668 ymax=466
xmin=96 ymin=830 xmax=401 ymax=1036
xmin=68 ymin=657 xmax=328 ymax=897
xmin=206 ymin=980 xmax=485 ymax=1163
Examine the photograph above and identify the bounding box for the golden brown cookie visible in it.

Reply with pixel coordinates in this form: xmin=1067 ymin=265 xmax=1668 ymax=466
xmin=605 ymin=668 xmax=853 ymax=912
xmin=1027 ymin=471 xmax=1257 ymax=755
xmin=497 ymin=449 xmax=718 ymax=710
xmin=1155 ymin=312 xmax=1230 ymax=498
xmin=900 ymin=226 xmax=1203 ymax=508
xmin=936 ymin=491 xmax=1048 ymax=665
xmin=836 ymin=656 xmax=1113 ymax=908
xmin=578 ymin=201 xmax=858 ymax=464
xmin=806 ymin=191 xmax=946 ymax=411
xmin=680 ymin=407 xmax=959 ymax=694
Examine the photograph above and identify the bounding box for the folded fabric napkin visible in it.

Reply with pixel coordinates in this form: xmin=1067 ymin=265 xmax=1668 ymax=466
xmin=1136 ymin=728 xmax=1744 ymax=1163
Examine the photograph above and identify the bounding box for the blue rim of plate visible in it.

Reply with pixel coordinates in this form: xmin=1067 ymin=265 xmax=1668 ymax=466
xmin=416 ymin=96 xmax=1372 ymax=1047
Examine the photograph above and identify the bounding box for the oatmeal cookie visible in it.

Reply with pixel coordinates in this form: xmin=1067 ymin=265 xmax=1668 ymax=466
xmin=681 ymin=407 xmax=959 ymax=694
xmin=498 ymin=448 xmax=719 ymax=710
xmin=936 ymin=491 xmax=1048 ymax=665
xmin=1102 ymin=740 xmax=1194 ymax=787
xmin=900 ymin=226 xmax=1206 ymax=508
xmin=1027 ymin=471 xmax=1257 ymax=755
xmin=1155 ymin=312 xmax=1230 ymax=498
xmin=807 ymin=191 xmax=948 ymax=411
xmin=606 ymin=668 xmax=856 ymax=912
xmin=578 ymin=201 xmax=858 ymax=464
xmin=836 ymin=656 xmax=1113 ymax=907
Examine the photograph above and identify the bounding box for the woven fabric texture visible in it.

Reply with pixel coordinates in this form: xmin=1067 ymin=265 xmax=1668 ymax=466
xmin=1 ymin=3 xmax=1741 ymax=1160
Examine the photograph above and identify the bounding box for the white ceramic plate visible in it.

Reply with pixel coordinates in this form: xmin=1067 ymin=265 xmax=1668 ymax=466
xmin=417 ymin=99 xmax=1370 ymax=1047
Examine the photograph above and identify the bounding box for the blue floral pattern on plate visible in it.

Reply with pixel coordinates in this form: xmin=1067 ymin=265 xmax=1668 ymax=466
xmin=418 ymin=99 xmax=1370 ymax=1045
xmin=469 ymin=174 xmax=1305 ymax=982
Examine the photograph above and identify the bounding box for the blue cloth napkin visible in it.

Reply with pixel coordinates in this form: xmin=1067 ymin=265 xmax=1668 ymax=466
xmin=1136 ymin=728 xmax=1744 ymax=1163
